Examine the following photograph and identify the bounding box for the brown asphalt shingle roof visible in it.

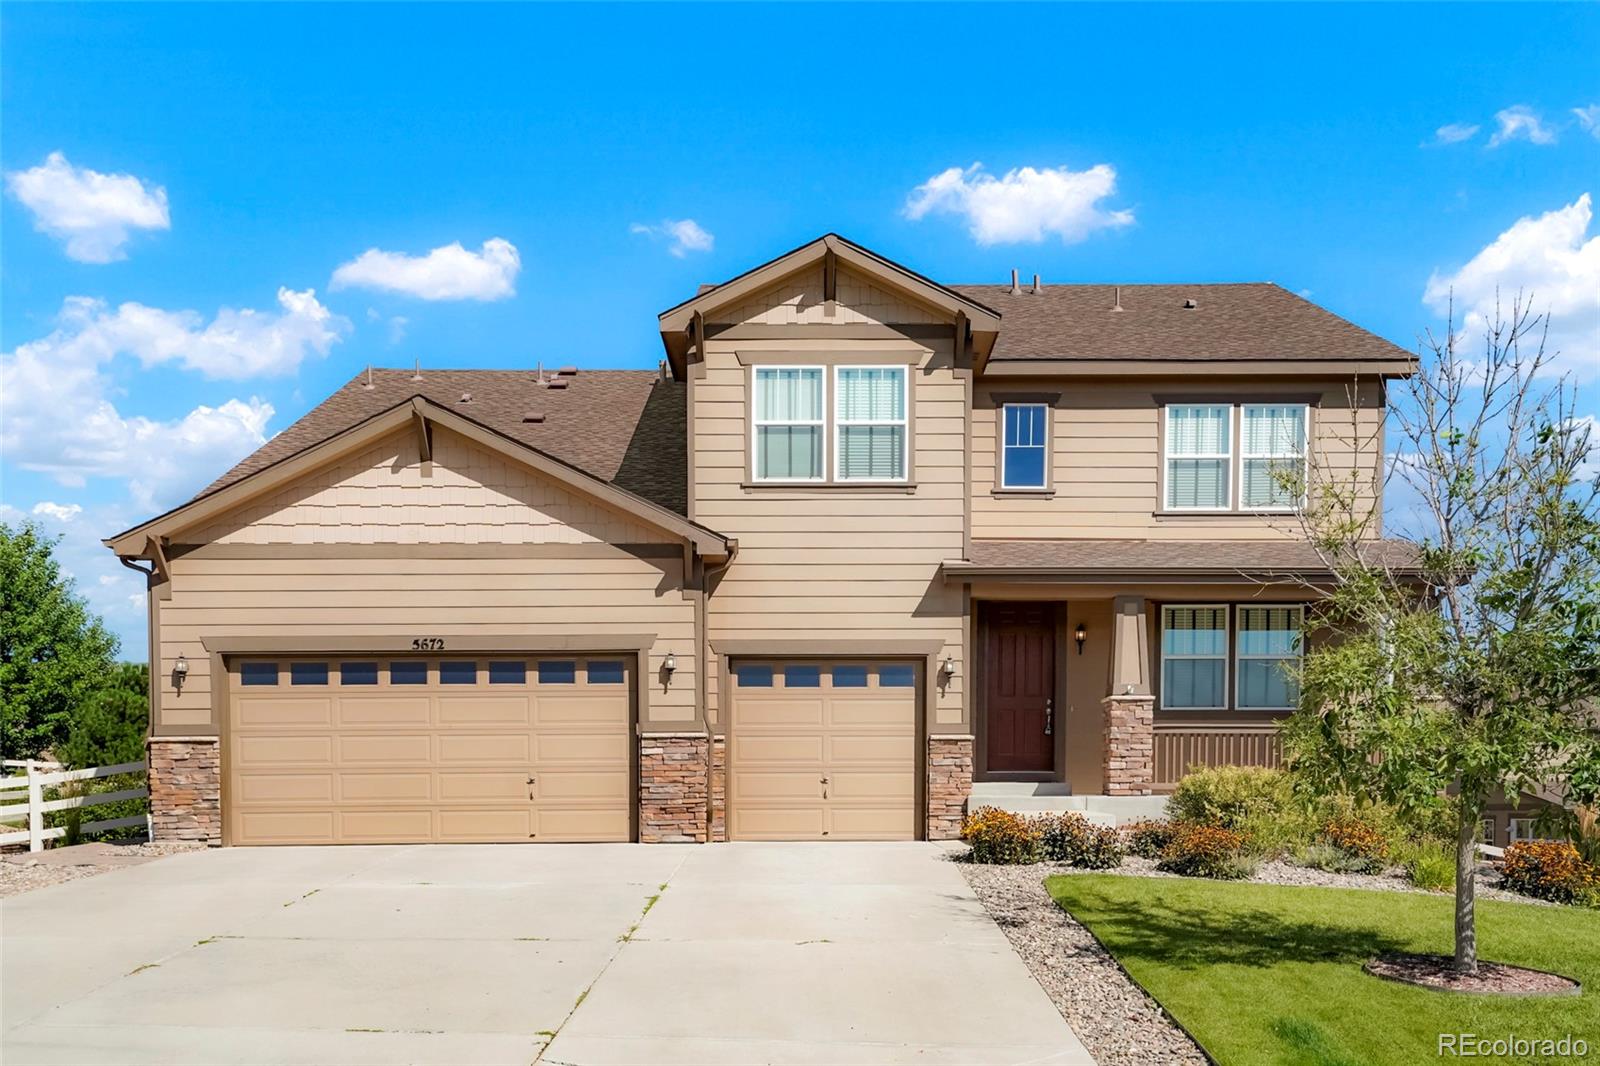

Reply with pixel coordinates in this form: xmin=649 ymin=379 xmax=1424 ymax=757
xmin=199 ymin=368 xmax=688 ymax=516
xmin=949 ymin=283 xmax=1414 ymax=363
xmin=956 ymin=538 xmax=1421 ymax=575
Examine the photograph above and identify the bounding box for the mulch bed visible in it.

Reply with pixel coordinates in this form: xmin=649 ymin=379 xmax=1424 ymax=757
xmin=1364 ymin=953 xmax=1581 ymax=996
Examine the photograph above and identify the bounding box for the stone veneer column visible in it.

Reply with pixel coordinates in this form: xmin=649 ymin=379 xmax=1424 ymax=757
xmin=1102 ymin=695 xmax=1156 ymax=796
xmin=147 ymin=737 xmax=222 ymax=845
xmin=638 ymin=733 xmax=710 ymax=843
xmin=926 ymin=734 xmax=974 ymax=840
xmin=709 ymin=736 xmax=727 ymax=843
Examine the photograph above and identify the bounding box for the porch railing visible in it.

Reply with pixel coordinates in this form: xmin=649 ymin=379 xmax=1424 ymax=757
xmin=1153 ymin=727 xmax=1282 ymax=792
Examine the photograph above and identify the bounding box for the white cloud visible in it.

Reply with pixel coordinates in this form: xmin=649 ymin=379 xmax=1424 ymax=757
xmin=1574 ymin=105 xmax=1600 ymax=139
xmin=1427 ymin=123 xmax=1480 ymax=146
xmin=1 ymin=296 xmax=299 ymax=509
xmin=4 ymin=151 xmax=170 ymax=263
xmin=331 ymin=238 xmax=520 ymax=301
xmin=31 ymin=502 xmax=83 ymax=523
xmin=903 ymin=162 xmax=1134 ymax=245
xmin=630 ymin=219 xmax=715 ymax=258
xmin=1423 ymin=193 xmax=1600 ymax=378
xmin=1487 ymin=105 xmax=1557 ymax=148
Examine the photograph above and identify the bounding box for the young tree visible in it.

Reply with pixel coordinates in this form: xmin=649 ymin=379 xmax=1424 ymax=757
xmin=0 ymin=522 xmax=120 ymax=758
xmin=1284 ymin=299 xmax=1600 ymax=973
xmin=57 ymin=662 xmax=149 ymax=770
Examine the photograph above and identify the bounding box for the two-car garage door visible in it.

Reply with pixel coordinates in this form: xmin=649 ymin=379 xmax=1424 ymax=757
xmin=728 ymin=660 xmax=918 ymax=841
xmin=226 ymin=656 xmax=630 ymax=845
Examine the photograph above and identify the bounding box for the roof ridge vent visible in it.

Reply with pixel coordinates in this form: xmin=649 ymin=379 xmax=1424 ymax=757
xmin=522 ymin=411 xmax=545 ymax=424
xmin=1111 ymin=286 xmax=1124 ymax=313
xmin=1010 ymin=269 xmax=1020 ymax=295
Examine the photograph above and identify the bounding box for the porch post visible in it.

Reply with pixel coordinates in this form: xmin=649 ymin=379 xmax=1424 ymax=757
xmin=1102 ymin=596 xmax=1155 ymax=795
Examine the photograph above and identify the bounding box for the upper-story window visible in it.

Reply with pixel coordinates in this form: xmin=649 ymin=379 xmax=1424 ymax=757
xmin=1240 ymin=404 xmax=1307 ymax=510
xmin=1001 ymin=404 xmax=1049 ymax=490
xmin=753 ymin=367 xmax=825 ymax=481
xmin=835 ymin=366 xmax=907 ymax=482
xmin=1163 ymin=402 xmax=1308 ymax=512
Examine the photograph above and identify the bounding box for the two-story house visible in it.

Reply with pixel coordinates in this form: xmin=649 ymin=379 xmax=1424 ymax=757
xmin=105 ymin=234 xmax=1418 ymax=847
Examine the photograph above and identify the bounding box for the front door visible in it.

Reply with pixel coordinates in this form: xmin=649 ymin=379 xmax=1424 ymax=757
xmin=983 ymin=604 xmax=1056 ymax=773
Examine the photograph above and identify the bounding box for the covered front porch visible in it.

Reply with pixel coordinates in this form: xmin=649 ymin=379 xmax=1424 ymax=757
xmin=941 ymin=539 xmax=1385 ymax=822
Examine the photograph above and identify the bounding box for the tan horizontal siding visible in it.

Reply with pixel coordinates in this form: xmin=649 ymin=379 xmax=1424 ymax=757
xmin=973 ymin=379 xmax=1385 ymax=540
xmin=713 ymin=265 xmax=945 ymax=327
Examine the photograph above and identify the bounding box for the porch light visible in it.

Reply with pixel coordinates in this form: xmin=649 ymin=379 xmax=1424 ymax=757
xmin=1073 ymin=623 xmax=1087 ymax=655
xmin=940 ymin=655 xmax=956 ymax=679
xmin=173 ymin=654 xmax=189 ymax=691
xmin=663 ymin=651 xmax=677 ymax=675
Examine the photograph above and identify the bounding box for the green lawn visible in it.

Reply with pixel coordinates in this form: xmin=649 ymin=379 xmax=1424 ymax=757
xmin=1047 ymin=875 xmax=1600 ymax=1066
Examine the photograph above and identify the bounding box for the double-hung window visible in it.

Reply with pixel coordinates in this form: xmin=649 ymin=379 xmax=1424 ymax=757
xmin=835 ymin=366 xmax=907 ymax=481
xmin=1001 ymin=404 xmax=1048 ymax=489
xmin=753 ymin=367 xmax=824 ymax=481
xmin=1235 ymin=605 xmax=1303 ymax=709
xmin=1240 ymin=404 xmax=1307 ymax=510
xmin=1165 ymin=405 xmax=1232 ymax=510
xmin=1160 ymin=605 xmax=1228 ymax=710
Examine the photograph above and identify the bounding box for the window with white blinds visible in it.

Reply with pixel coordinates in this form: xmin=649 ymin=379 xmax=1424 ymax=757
xmin=753 ymin=367 xmax=824 ymax=480
xmin=835 ymin=366 xmax=907 ymax=481
xmin=1160 ymin=605 xmax=1229 ymax=710
xmin=1165 ymin=405 xmax=1232 ymax=509
xmin=1241 ymin=405 xmax=1307 ymax=509
xmin=1235 ymin=605 xmax=1303 ymax=709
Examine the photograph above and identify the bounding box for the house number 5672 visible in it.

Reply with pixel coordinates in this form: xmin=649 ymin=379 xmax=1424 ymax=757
xmin=411 ymin=638 xmax=445 ymax=650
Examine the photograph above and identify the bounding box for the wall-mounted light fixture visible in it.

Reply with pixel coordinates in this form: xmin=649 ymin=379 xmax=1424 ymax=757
xmin=663 ymin=651 xmax=677 ymax=675
xmin=940 ymin=654 xmax=957 ymax=680
xmin=173 ymin=654 xmax=190 ymax=692
xmin=1073 ymin=623 xmax=1087 ymax=656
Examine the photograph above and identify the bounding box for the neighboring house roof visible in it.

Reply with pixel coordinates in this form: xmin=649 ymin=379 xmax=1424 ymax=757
xmin=199 ymin=368 xmax=688 ymax=516
xmin=946 ymin=538 xmax=1422 ymax=579
xmin=948 ymin=283 xmax=1414 ymax=364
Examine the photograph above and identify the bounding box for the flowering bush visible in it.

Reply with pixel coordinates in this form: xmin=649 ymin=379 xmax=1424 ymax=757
xmin=1319 ymin=815 xmax=1389 ymax=873
xmin=1123 ymin=819 xmax=1176 ymax=859
xmin=1501 ymin=841 xmax=1600 ymax=906
xmin=1157 ymin=823 xmax=1249 ymax=879
xmin=1040 ymin=813 xmax=1124 ymax=869
xmin=961 ymin=806 xmax=1042 ymax=865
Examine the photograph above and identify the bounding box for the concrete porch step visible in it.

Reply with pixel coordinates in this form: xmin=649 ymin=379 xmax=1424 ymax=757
xmin=966 ymin=786 xmax=1168 ymax=827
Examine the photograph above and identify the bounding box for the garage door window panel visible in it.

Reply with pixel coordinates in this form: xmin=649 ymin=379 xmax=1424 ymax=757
xmin=240 ymin=662 xmax=278 ymax=686
xmin=290 ymin=662 xmax=329 ymax=686
xmin=390 ymin=661 xmax=428 ymax=685
xmin=587 ymin=660 xmax=625 ymax=684
xmin=440 ymin=661 xmax=477 ymax=685
xmin=488 ymin=660 xmax=527 ymax=684
xmin=340 ymin=662 xmax=378 ymax=685
xmin=537 ymin=660 xmax=576 ymax=684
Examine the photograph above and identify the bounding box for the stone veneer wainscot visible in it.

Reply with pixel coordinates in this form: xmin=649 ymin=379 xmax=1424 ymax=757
xmin=148 ymin=737 xmax=222 ymax=845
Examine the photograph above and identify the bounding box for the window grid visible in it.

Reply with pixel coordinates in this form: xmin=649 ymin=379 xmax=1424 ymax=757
xmin=1235 ymin=605 xmax=1304 ymax=710
xmin=1001 ymin=403 xmax=1049 ymax=489
xmin=1240 ymin=404 xmax=1308 ymax=511
xmin=1164 ymin=405 xmax=1233 ymax=511
xmin=1160 ymin=604 xmax=1230 ymax=711
xmin=833 ymin=365 xmax=908 ymax=483
xmin=752 ymin=366 xmax=825 ymax=483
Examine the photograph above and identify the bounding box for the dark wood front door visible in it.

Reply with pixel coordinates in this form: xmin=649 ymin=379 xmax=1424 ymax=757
xmin=983 ymin=604 xmax=1056 ymax=773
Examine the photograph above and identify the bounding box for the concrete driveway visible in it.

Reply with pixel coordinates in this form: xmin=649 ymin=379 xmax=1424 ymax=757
xmin=1 ymin=842 xmax=1091 ymax=1065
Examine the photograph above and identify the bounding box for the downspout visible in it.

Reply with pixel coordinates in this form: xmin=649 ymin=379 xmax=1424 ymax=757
xmin=699 ymin=541 xmax=738 ymax=841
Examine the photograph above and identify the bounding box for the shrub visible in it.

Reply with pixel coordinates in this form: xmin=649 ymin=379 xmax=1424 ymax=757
xmin=1157 ymin=823 xmax=1250 ymax=879
xmin=1167 ymin=766 xmax=1292 ymax=831
xmin=1395 ymin=839 xmax=1455 ymax=892
xmin=1293 ymin=842 xmax=1376 ymax=874
xmin=961 ymin=807 xmax=1042 ymax=865
xmin=1123 ymin=819 xmax=1175 ymax=859
xmin=1501 ymin=841 xmax=1600 ymax=906
xmin=1318 ymin=815 xmax=1389 ymax=873
xmin=1040 ymin=813 xmax=1124 ymax=869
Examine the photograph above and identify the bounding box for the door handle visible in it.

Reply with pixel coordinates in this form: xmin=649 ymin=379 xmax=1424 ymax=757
xmin=820 ymin=774 xmax=829 ymax=800
xmin=1044 ymin=699 xmax=1053 ymax=736
xmin=527 ymin=774 xmax=537 ymax=800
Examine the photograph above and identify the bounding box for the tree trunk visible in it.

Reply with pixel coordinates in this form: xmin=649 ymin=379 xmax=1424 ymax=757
xmin=1454 ymin=794 xmax=1480 ymax=973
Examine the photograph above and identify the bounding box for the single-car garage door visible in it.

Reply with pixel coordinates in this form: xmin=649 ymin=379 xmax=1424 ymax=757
xmin=226 ymin=656 xmax=631 ymax=845
xmin=728 ymin=659 xmax=917 ymax=841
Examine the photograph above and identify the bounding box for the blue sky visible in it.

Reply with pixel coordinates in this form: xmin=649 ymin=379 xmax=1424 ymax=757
xmin=3 ymin=3 xmax=1598 ymax=658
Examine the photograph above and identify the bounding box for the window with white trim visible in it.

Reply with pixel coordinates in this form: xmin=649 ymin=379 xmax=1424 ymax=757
xmin=1001 ymin=404 xmax=1049 ymax=489
xmin=753 ymin=367 xmax=824 ymax=481
xmin=1160 ymin=605 xmax=1229 ymax=709
xmin=1235 ymin=605 xmax=1303 ymax=710
xmin=834 ymin=366 xmax=907 ymax=481
xmin=1165 ymin=405 xmax=1232 ymax=510
xmin=1240 ymin=404 xmax=1308 ymax=509
xmin=1508 ymin=817 xmax=1544 ymax=843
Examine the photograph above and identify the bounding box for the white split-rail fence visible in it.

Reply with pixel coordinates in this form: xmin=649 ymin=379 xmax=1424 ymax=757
xmin=0 ymin=759 xmax=150 ymax=852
